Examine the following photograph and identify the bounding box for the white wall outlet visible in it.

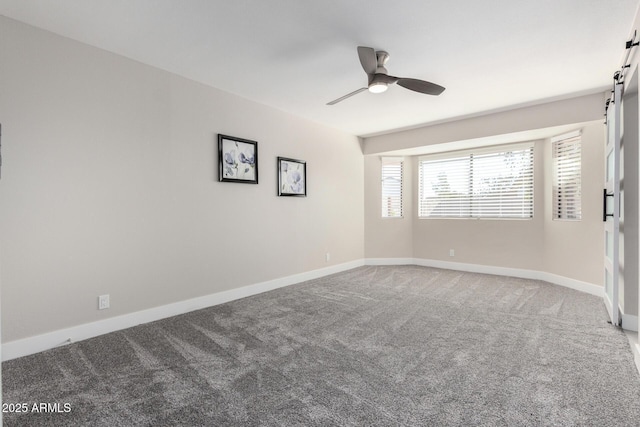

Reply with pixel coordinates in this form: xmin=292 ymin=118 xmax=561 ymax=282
xmin=326 ymin=252 xmax=331 ymax=262
xmin=449 ymin=249 xmax=455 ymax=257
xmin=98 ymin=294 xmax=110 ymax=310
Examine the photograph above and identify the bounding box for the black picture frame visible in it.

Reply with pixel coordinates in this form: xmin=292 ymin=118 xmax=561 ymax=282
xmin=218 ymin=134 xmax=258 ymax=184
xmin=278 ymin=157 xmax=306 ymax=197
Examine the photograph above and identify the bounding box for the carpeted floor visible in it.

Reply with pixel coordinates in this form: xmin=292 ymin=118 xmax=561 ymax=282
xmin=3 ymin=265 xmax=640 ymax=426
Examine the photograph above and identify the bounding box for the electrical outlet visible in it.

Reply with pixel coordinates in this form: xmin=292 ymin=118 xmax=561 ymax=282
xmin=98 ymin=294 xmax=110 ymax=310
xmin=326 ymin=252 xmax=331 ymax=262
xmin=449 ymin=249 xmax=455 ymax=257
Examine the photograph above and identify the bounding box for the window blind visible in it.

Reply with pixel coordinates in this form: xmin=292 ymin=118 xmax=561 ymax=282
xmin=552 ymin=132 xmax=581 ymax=220
xmin=381 ymin=157 xmax=403 ymax=218
xmin=418 ymin=144 xmax=534 ymax=219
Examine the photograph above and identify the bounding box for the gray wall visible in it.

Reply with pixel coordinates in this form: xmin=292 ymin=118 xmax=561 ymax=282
xmin=0 ymin=17 xmax=365 ymax=342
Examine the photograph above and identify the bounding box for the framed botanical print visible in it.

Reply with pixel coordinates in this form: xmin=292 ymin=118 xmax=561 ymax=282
xmin=218 ymin=134 xmax=258 ymax=184
xmin=278 ymin=157 xmax=306 ymax=197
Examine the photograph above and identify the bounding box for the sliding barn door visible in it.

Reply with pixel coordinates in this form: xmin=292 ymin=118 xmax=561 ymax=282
xmin=604 ymin=83 xmax=622 ymax=326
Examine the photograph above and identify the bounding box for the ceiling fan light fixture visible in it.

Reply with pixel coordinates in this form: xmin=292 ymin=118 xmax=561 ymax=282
xmin=368 ymin=82 xmax=388 ymax=94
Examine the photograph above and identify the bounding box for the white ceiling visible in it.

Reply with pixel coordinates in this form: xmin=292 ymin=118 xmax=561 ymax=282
xmin=1 ymin=0 xmax=638 ymax=137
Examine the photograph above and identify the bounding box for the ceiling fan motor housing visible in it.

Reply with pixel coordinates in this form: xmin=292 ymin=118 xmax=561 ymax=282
xmin=376 ymin=51 xmax=390 ymax=68
xmin=368 ymin=50 xmax=395 ymax=87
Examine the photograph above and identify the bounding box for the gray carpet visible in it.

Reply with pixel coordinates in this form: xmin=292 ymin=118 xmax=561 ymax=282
xmin=3 ymin=265 xmax=640 ymax=426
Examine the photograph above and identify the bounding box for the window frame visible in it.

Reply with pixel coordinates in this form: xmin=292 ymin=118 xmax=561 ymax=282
xmin=418 ymin=142 xmax=535 ymax=220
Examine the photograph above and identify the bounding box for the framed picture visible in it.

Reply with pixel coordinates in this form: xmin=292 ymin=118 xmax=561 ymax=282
xmin=278 ymin=157 xmax=306 ymax=197
xmin=218 ymin=134 xmax=258 ymax=184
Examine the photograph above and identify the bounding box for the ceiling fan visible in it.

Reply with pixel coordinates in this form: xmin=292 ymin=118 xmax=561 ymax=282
xmin=327 ymin=46 xmax=445 ymax=105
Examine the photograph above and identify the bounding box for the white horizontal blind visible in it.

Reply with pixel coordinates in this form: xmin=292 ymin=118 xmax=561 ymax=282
xmin=381 ymin=157 xmax=403 ymax=218
xmin=419 ymin=144 xmax=534 ymax=219
xmin=471 ymin=148 xmax=534 ymax=218
xmin=418 ymin=155 xmax=470 ymax=217
xmin=552 ymin=132 xmax=581 ymax=220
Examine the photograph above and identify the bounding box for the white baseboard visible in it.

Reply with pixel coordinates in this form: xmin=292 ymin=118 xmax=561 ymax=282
xmin=622 ymin=311 xmax=639 ymax=332
xmin=2 ymin=260 xmax=365 ymax=361
xmin=538 ymin=271 xmax=603 ymax=298
xmin=365 ymin=257 xmax=604 ymax=297
xmin=365 ymin=257 xmax=415 ymax=266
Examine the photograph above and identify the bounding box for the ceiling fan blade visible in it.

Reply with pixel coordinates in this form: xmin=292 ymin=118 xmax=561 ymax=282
xmin=326 ymin=87 xmax=368 ymax=105
xmin=357 ymin=46 xmax=377 ymax=75
xmin=396 ymin=78 xmax=445 ymax=95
